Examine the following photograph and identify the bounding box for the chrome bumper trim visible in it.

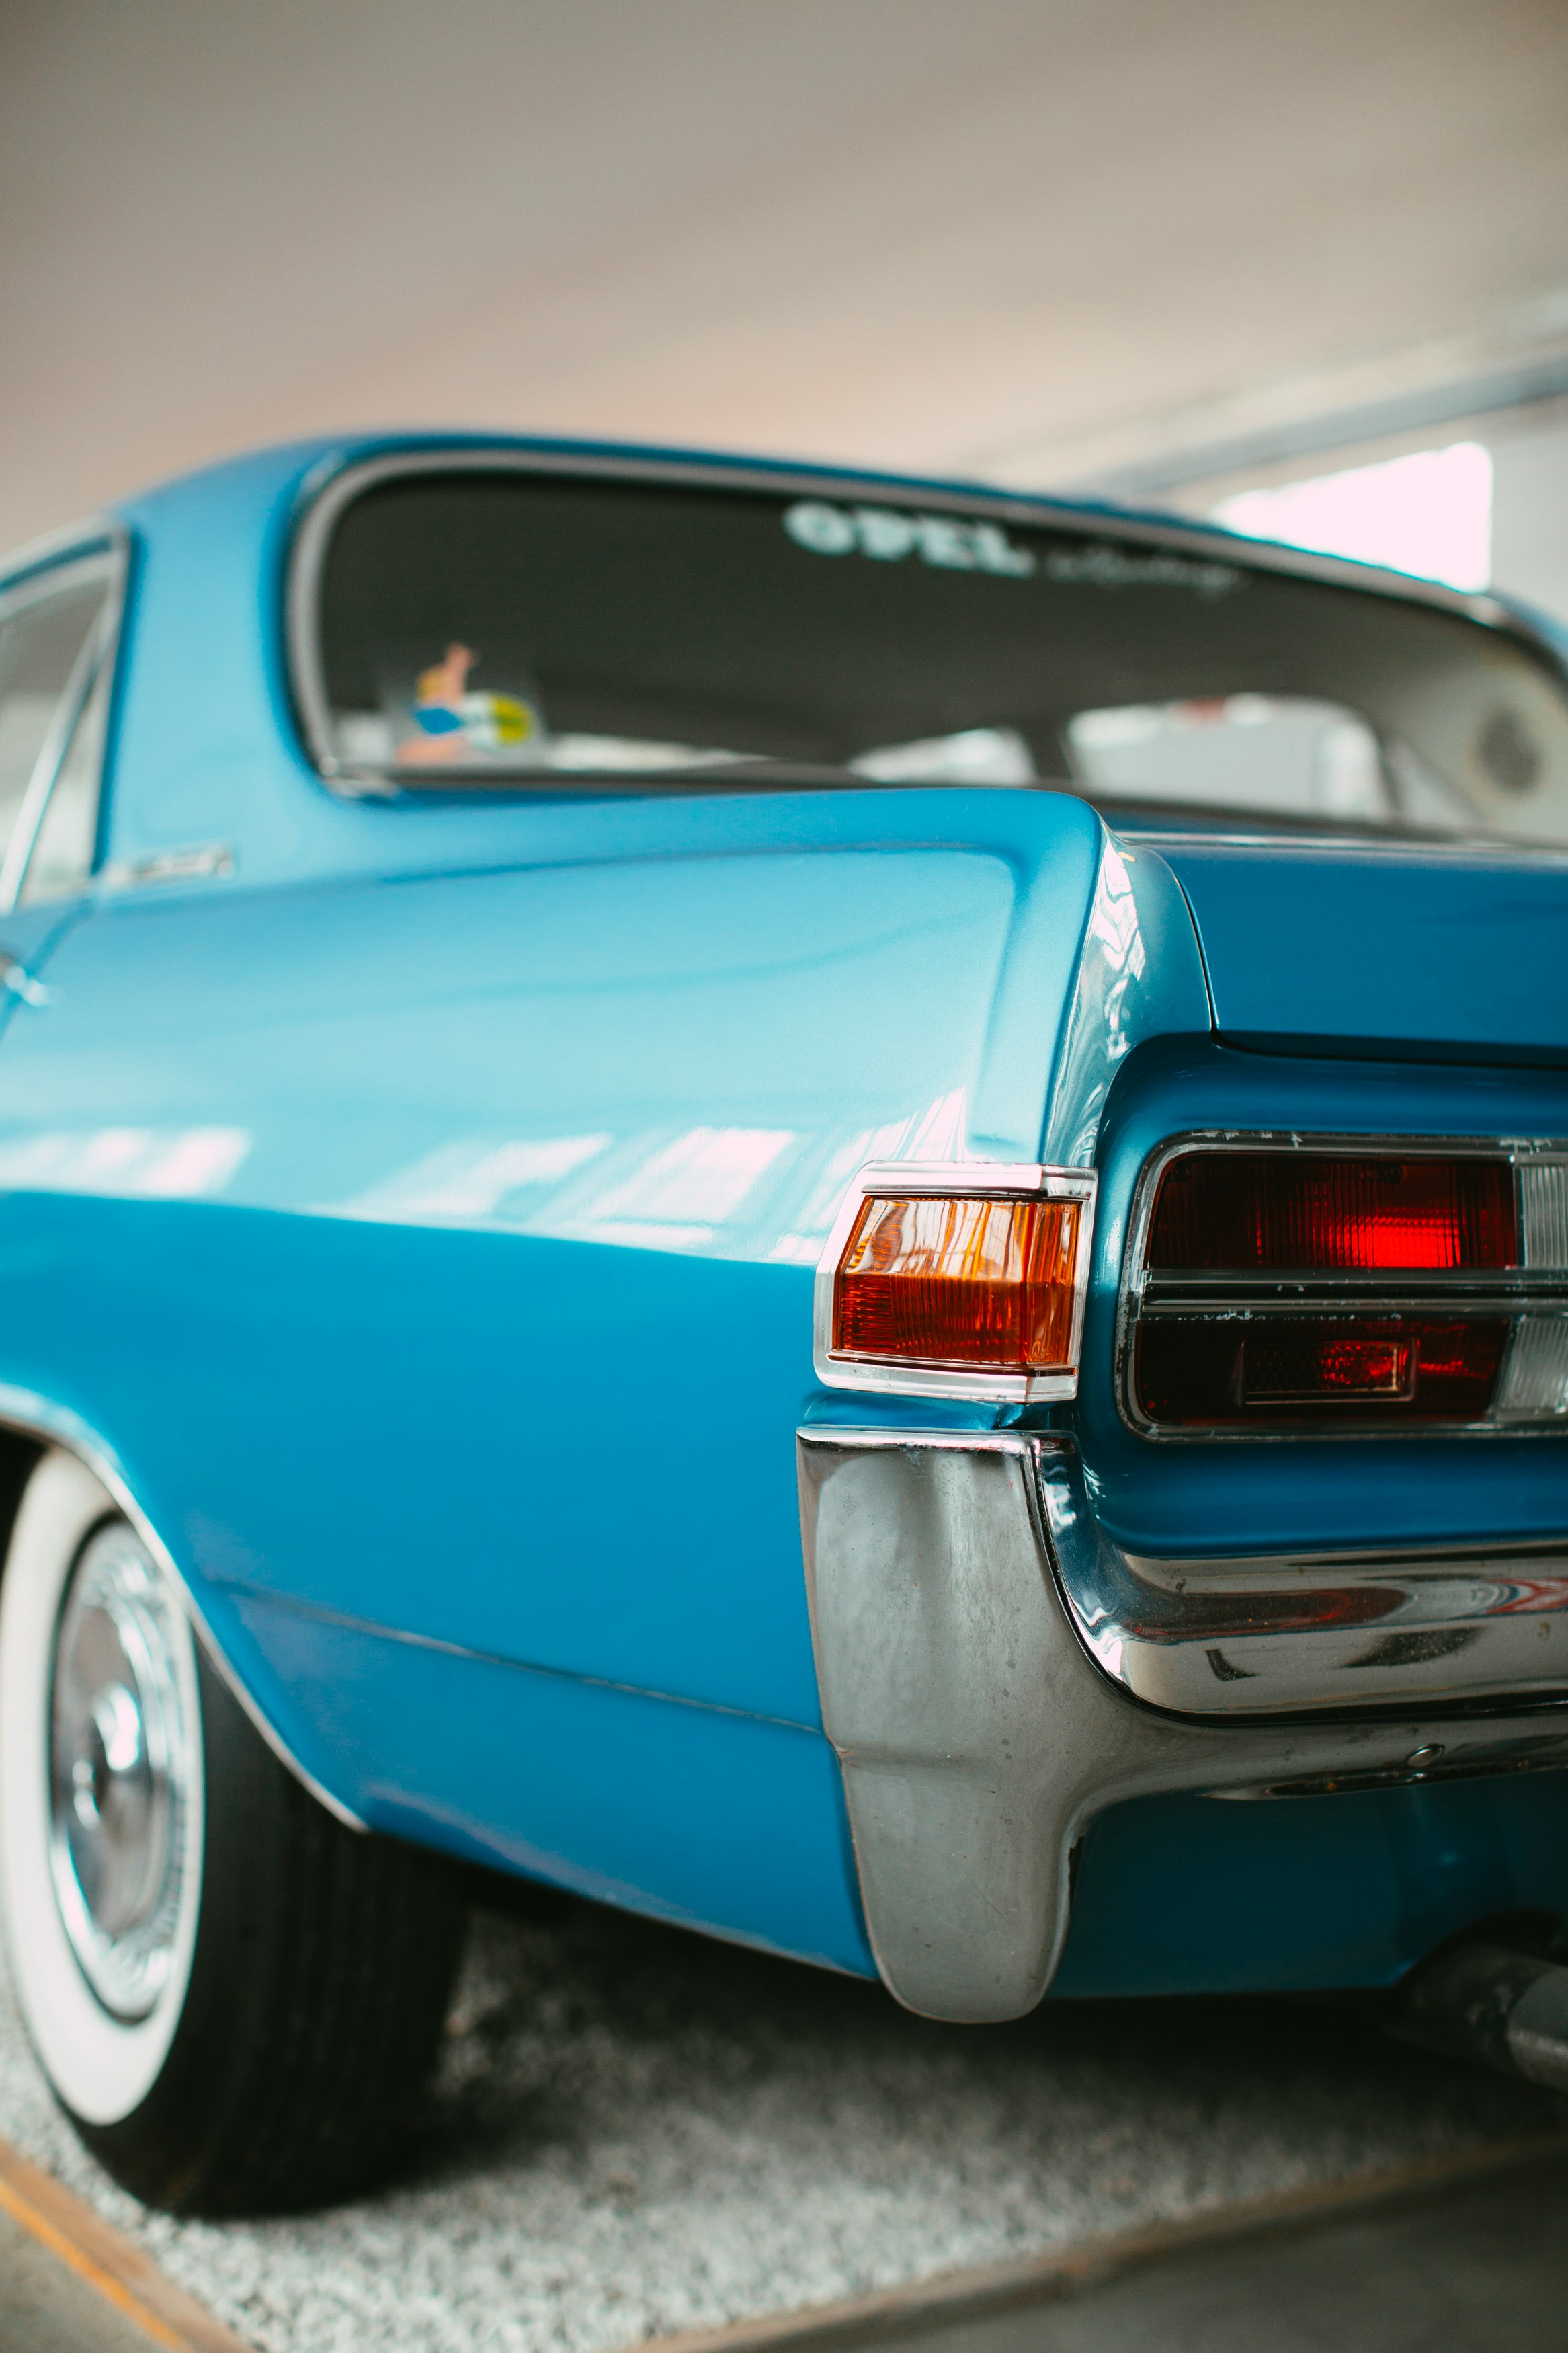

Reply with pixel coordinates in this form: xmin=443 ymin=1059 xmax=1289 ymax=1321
xmin=1040 ymin=1453 xmax=1568 ymax=1717
xmin=796 ymin=1426 xmax=1568 ymax=2024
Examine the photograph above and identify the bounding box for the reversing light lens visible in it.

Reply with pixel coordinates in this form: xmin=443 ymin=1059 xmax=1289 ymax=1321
xmin=833 ymin=1192 xmax=1081 ymax=1371
xmin=1147 ymin=1154 xmax=1516 ymax=1271
xmin=1495 ymin=1314 xmax=1568 ymax=1418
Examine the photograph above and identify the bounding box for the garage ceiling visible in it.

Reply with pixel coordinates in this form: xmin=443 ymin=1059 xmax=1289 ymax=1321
xmin=3 ymin=0 xmax=1567 ymax=551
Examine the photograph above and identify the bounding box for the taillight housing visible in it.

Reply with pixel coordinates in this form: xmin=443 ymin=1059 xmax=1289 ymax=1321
xmin=816 ymin=1162 xmax=1097 ymax=1403
xmin=1124 ymin=1138 xmax=1568 ymax=1435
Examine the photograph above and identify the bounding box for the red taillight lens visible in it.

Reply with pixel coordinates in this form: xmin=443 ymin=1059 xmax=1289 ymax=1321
xmin=833 ymin=1193 xmax=1082 ymax=1371
xmin=1147 ymin=1154 xmax=1516 ymax=1272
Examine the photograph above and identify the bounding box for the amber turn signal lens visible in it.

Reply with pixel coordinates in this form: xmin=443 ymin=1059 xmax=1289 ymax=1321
xmin=833 ymin=1193 xmax=1082 ymax=1372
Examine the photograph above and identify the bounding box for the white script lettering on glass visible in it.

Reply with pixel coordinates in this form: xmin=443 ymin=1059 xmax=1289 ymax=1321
xmin=782 ymin=502 xmax=1036 ymax=577
xmin=1042 ymin=545 xmax=1242 ymax=600
xmin=782 ymin=502 xmax=1243 ymax=601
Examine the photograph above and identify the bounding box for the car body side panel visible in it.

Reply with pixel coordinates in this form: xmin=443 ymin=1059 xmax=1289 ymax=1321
xmin=0 ymin=840 xmax=1032 ymax=1710
xmin=0 ymin=1191 xmax=827 ymax=1716
xmin=0 ymin=765 xmax=1212 ymax=1959
xmin=227 ymin=1591 xmax=875 ymax=1975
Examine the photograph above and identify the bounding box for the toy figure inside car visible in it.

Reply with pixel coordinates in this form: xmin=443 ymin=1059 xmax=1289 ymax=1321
xmin=1 ymin=434 xmax=1566 ymax=2214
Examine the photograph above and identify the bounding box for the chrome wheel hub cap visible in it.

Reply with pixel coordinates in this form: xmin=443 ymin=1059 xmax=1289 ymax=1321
xmin=48 ymin=1525 xmax=194 ymax=2018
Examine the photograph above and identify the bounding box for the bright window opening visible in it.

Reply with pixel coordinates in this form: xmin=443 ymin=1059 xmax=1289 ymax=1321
xmin=1212 ymin=442 xmax=1493 ymax=593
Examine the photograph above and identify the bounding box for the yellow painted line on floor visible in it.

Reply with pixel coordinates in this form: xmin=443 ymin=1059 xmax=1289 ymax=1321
xmin=0 ymin=2171 xmax=184 ymax=2346
xmin=0 ymin=2132 xmax=253 ymax=2353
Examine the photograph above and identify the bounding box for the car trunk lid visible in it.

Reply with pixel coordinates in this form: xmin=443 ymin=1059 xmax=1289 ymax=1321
xmin=1151 ymin=835 xmax=1568 ymax=1062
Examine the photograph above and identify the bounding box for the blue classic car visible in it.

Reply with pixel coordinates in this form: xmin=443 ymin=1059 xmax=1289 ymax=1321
xmin=1 ymin=435 xmax=1567 ymax=2213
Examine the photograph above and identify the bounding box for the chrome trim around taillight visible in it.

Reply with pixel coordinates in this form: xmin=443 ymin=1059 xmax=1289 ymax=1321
xmin=813 ymin=1159 xmax=1097 ymax=1405
xmin=1116 ymin=1131 xmax=1568 ymax=1439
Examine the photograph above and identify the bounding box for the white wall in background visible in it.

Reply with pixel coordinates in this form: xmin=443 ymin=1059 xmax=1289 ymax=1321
xmin=1489 ymin=412 xmax=1568 ymax=624
xmin=1212 ymin=443 xmax=1493 ymax=592
xmin=1180 ymin=401 xmax=1568 ymax=627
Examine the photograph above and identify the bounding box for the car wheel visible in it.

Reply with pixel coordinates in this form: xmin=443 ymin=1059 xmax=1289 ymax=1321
xmin=0 ymin=1448 xmax=466 ymax=2215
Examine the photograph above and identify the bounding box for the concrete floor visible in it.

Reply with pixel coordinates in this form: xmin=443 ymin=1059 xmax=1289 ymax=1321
xmin=1 ymin=1887 xmax=1565 ymax=2353
xmin=7 ymin=2142 xmax=1568 ymax=2353
xmin=0 ymin=2201 xmax=154 ymax=2353
xmin=900 ymin=2155 xmax=1568 ymax=2353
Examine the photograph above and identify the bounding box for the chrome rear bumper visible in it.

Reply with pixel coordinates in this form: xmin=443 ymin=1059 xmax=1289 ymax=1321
xmin=796 ymin=1427 xmax=1568 ymax=2024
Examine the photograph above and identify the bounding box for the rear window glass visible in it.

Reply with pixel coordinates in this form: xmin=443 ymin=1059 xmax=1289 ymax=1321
xmin=303 ymin=470 xmax=1568 ymax=844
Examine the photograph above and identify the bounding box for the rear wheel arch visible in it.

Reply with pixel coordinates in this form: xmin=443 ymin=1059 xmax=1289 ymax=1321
xmin=0 ymin=1427 xmax=467 ymax=2212
xmin=0 ymin=1402 xmax=357 ymax=1829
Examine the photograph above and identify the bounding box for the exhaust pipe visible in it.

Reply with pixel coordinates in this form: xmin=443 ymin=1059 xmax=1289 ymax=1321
xmin=1389 ymin=1938 xmax=1568 ymax=2093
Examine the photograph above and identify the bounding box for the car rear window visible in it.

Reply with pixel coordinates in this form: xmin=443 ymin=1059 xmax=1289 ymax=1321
xmin=299 ymin=467 xmax=1568 ymax=845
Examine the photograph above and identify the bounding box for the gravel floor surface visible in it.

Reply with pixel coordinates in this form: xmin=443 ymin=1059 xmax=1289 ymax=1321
xmin=1 ymin=1888 xmax=1561 ymax=2353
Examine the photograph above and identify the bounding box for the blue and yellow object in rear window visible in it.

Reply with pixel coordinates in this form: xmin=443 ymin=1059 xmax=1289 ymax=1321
xmin=399 ymin=641 xmax=540 ymax=766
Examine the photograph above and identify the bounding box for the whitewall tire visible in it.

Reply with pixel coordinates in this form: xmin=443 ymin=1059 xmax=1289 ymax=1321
xmin=0 ymin=1448 xmax=466 ymax=2214
xmin=0 ymin=1451 xmax=204 ymax=2126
